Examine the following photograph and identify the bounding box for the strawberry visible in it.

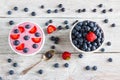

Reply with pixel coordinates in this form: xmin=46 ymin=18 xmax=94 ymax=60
xmin=62 ymin=51 xmax=71 ymax=60
xmin=18 ymin=26 xmax=25 ymax=33
xmin=47 ymin=25 xmax=56 ymax=34
xmin=86 ymin=31 xmax=97 ymax=42
xmin=32 ymin=38 xmax=41 ymax=43
xmin=29 ymin=26 xmax=37 ymax=34
xmin=10 ymin=34 xmax=20 ymax=40
xmin=16 ymin=43 xmax=24 ymax=50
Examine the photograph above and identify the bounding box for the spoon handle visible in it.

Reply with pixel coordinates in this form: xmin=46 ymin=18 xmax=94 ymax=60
xmin=21 ymin=59 xmax=43 ymax=75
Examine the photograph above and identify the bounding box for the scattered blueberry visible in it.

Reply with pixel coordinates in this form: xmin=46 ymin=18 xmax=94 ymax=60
xmin=92 ymin=66 xmax=97 ymax=71
xmin=108 ymin=58 xmax=112 ymax=62
xmin=32 ymin=44 xmax=38 ymax=49
xmin=13 ymin=63 xmax=18 ymax=67
xmin=54 ymin=63 xmax=59 ymax=68
xmin=40 ymin=5 xmax=44 ymax=9
xmin=98 ymin=4 xmax=103 ymax=8
xmin=100 ymin=48 xmax=105 ymax=52
xmin=78 ymin=54 xmax=83 ymax=58
xmin=106 ymin=41 xmax=111 ymax=46
xmin=35 ymin=32 xmax=40 ymax=37
xmin=64 ymin=63 xmax=69 ymax=68
xmin=7 ymin=11 xmax=12 ymax=15
xmin=77 ymin=9 xmax=81 ymax=13
xmin=24 ymin=35 xmax=30 ymax=40
xmin=45 ymin=22 xmax=49 ymax=26
xmin=50 ymin=36 xmax=55 ymax=41
xmin=47 ymin=9 xmax=51 ymax=14
xmin=25 ymin=24 xmax=31 ymax=29
xmin=82 ymin=8 xmax=86 ymax=12
xmin=61 ymin=8 xmax=65 ymax=12
xmin=108 ymin=8 xmax=113 ymax=12
xmin=58 ymin=4 xmax=63 ymax=8
xmin=8 ymin=70 xmax=14 ymax=75
xmin=102 ymin=9 xmax=106 ymax=13
xmin=13 ymin=29 xmax=19 ymax=33
xmin=48 ymin=20 xmax=53 ymax=23
xmin=23 ymin=48 xmax=29 ymax=53
xmin=92 ymin=9 xmax=97 ymax=12
xmin=57 ymin=25 xmax=63 ymax=30
xmin=13 ymin=40 xmax=20 ymax=46
xmin=13 ymin=6 xmax=18 ymax=11
xmin=51 ymin=45 xmax=55 ymax=49
xmin=64 ymin=20 xmax=68 ymax=24
xmin=31 ymin=12 xmax=36 ymax=16
xmin=9 ymin=20 xmax=14 ymax=25
xmin=103 ymin=19 xmax=108 ymax=23
xmin=45 ymin=52 xmax=53 ymax=59
xmin=38 ymin=69 xmax=43 ymax=74
xmin=54 ymin=9 xmax=58 ymax=13
xmin=24 ymin=8 xmax=29 ymax=12
xmin=65 ymin=25 xmax=70 ymax=29
xmin=7 ymin=58 xmax=12 ymax=63
xmin=85 ymin=66 xmax=90 ymax=70
xmin=111 ymin=23 xmax=116 ymax=27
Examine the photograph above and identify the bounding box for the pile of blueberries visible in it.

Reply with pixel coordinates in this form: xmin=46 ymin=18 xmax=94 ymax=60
xmin=71 ymin=20 xmax=104 ymax=52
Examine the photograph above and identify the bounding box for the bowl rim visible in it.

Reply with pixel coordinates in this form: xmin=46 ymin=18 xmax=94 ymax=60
xmin=8 ymin=21 xmax=45 ymax=56
xmin=69 ymin=20 xmax=105 ymax=53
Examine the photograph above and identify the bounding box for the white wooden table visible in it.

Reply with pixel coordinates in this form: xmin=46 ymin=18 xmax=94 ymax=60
xmin=0 ymin=0 xmax=120 ymax=80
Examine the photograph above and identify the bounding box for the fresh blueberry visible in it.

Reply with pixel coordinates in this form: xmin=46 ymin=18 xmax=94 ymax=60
xmin=40 ymin=5 xmax=44 ymax=9
xmin=82 ymin=8 xmax=86 ymax=12
xmin=100 ymin=48 xmax=105 ymax=52
xmin=72 ymin=40 xmax=77 ymax=45
xmin=45 ymin=22 xmax=49 ymax=26
xmin=54 ymin=41 xmax=59 ymax=44
xmin=83 ymin=43 xmax=88 ymax=50
xmin=92 ymin=9 xmax=97 ymax=12
xmin=13 ymin=40 xmax=20 ymax=46
xmin=32 ymin=44 xmax=38 ymax=49
xmin=61 ymin=8 xmax=65 ymax=12
xmin=92 ymin=66 xmax=97 ymax=71
xmin=9 ymin=70 xmax=14 ymax=75
xmin=102 ymin=9 xmax=106 ymax=13
xmin=51 ymin=45 xmax=55 ymax=49
xmin=7 ymin=11 xmax=12 ymax=15
xmin=9 ymin=20 xmax=14 ymax=25
xmin=103 ymin=19 xmax=108 ymax=23
xmin=58 ymin=4 xmax=63 ymax=8
xmin=23 ymin=48 xmax=29 ymax=53
xmin=111 ymin=23 xmax=116 ymax=27
xmin=54 ymin=63 xmax=59 ymax=68
xmin=54 ymin=9 xmax=58 ymax=13
xmin=108 ymin=58 xmax=113 ymax=62
xmin=65 ymin=25 xmax=70 ymax=29
xmin=13 ymin=6 xmax=18 ymax=11
xmin=57 ymin=25 xmax=63 ymax=30
xmin=7 ymin=58 xmax=12 ymax=63
xmin=24 ymin=8 xmax=29 ymax=12
xmin=31 ymin=12 xmax=36 ymax=16
xmin=85 ymin=66 xmax=90 ymax=70
xmin=48 ymin=20 xmax=53 ymax=23
xmin=24 ymin=35 xmax=30 ymax=40
xmin=75 ymin=25 xmax=81 ymax=31
xmin=98 ymin=4 xmax=103 ymax=8
xmin=77 ymin=9 xmax=81 ymax=13
xmin=78 ymin=54 xmax=83 ymax=58
xmin=0 ymin=77 xmax=2 ymax=80
xmin=64 ymin=20 xmax=68 ymax=24
xmin=35 ymin=32 xmax=40 ymax=37
xmin=47 ymin=9 xmax=51 ymax=14
xmin=14 ymin=29 xmax=19 ymax=33
xmin=77 ymin=22 xmax=82 ymax=26
xmin=50 ymin=36 xmax=55 ymax=41
xmin=38 ymin=69 xmax=43 ymax=74
xmin=45 ymin=52 xmax=53 ymax=59
xmin=106 ymin=41 xmax=111 ymax=46
xmin=55 ymin=37 xmax=60 ymax=42
xmin=13 ymin=63 xmax=18 ymax=67
xmin=82 ymin=21 xmax=88 ymax=26
xmin=91 ymin=46 xmax=96 ymax=51
xmin=25 ymin=24 xmax=31 ymax=29
xmin=108 ymin=8 xmax=113 ymax=12
xmin=64 ymin=63 xmax=69 ymax=68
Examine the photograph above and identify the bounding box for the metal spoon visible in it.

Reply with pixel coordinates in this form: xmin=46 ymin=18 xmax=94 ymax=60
xmin=21 ymin=50 xmax=55 ymax=75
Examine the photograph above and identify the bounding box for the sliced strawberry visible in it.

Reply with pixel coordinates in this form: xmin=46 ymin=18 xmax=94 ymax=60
xmin=10 ymin=34 xmax=20 ymax=40
xmin=32 ymin=38 xmax=41 ymax=43
xmin=16 ymin=43 xmax=24 ymax=50
xmin=62 ymin=51 xmax=71 ymax=60
xmin=18 ymin=26 xmax=25 ymax=33
xmin=47 ymin=25 xmax=56 ymax=34
xmin=29 ymin=26 xmax=37 ymax=34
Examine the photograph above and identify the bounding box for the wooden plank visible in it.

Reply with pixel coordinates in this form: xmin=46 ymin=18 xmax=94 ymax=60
xmin=0 ymin=0 xmax=120 ymax=18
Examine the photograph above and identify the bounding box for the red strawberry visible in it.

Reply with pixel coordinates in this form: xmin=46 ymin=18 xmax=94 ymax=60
xmin=16 ymin=43 xmax=24 ymax=50
xmin=86 ymin=31 xmax=97 ymax=42
xmin=47 ymin=25 xmax=56 ymax=34
xmin=18 ymin=26 xmax=25 ymax=33
xmin=29 ymin=26 xmax=37 ymax=34
xmin=10 ymin=34 xmax=20 ymax=40
xmin=62 ymin=51 xmax=71 ymax=60
xmin=32 ymin=38 xmax=41 ymax=43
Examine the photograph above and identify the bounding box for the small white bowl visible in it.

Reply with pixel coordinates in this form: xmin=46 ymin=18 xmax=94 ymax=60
xmin=69 ymin=21 xmax=105 ymax=53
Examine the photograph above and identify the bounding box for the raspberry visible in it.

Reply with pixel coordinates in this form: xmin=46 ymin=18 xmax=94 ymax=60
xmin=86 ymin=32 xmax=97 ymax=42
xmin=62 ymin=51 xmax=71 ymax=60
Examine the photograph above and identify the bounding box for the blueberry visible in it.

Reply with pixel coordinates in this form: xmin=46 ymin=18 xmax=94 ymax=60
xmin=72 ymin=40 xmax=77 ymax=45
xmin=92 ymin=9 xmax=97 ymax=12
xmin=58 ymin=4 xmax=63 ymax=8
xmin=77 ymin=9 xmax=81 ymax=13
xmin=9 ymin=20 xmax=14 ymax=25
xmin=82 ymin=8 xmax=86 ymax=12
xmin=75 ymin=25 xmax=81 ymax=31
xmin=100 ymin=48 xmax=105 ymax=52
xmin=38 ymin=69 xmax=43 ymax=74
xmin=83 ymin=43 xmax=87 ymax=50
xmin=65 ymin=25 xmax=70 ymax=29
xmin=57 ymin=25 xmax=63 ymax=30
xmin=13 ymin=40 xmax=20 ymax=46
xmin=55 ymin=37 xmax=60 ymax=42
xmin=50 ymin=36 xmax=55 ymax=41
xmin=98 ymin=4 xmax=103 ymax=8
xmin=32 ymin=44 xmax=38 ymax=49
xmin=64 ymin=63 xmax=69 ymax=68
xmin=24 ymin=35 xmax=30 ymax=40
xmin=108 ymin=58 xmax=112 ymax=62
xmin=74 ymin=31 xmax=79 ymax=36
xmin=23 ymin=48 xmax=29 ymax=53
xmin=25 ymin=24 xmax=31 ymax=29
xmin=61 ymin=8 xmax=65 ymax=12
xmin=45 ymin=22 xmax=49 ymax=26
xmin=106 ymin=41 xmax=111 ymax=46
xmin=92 ymin=66 xmax=97 ymax=71
xmin=111 ymin=23 xmax=116 ymax=27
xmin=78 ymin=54 xmax=83 ymax=58
xmin=108 ymin=8 xmax=113 ymax=12
xmin=88 ymin=22 xmax=95 ymax=27
xmin=102 ymin=9 xmax=106 ymax=13
xmin=51 ymin=45 xmax=55 ymax=49
xmin=72 ymin=29 xmax=77 ymax=34
xmin=31 ymin=12 xmax=36 ymax=16
xmin=40 ymin=5 xmax=44 ymax=9
xmin=47 ymin=9 xmax=51 ymax=14
xmin=7 ymin=11 xmax=12 ymax=15
xmin=103 ymin=19 xmax=108 ymax=23
xmin=45 ymin=52 xmax=53 ymax=59
xmin=77 ymin=22 xmax=82 ymax=26
xmin=14 ymin=29 xmax=19 ymax=33
xmin=24 ymin=8 xmax=29 ymax=12
xmin=83 ymin=21 xmax=88 ymax=26
xmin=64 ymin=20 xmax=68 ymax=24
xmin=13 ymin=6 xmax=18 ymax=11
xmin=7 ymin=58 xmax=12 ymax=63
xmin=91 ymin=46 xmax=96 ymax=51
xmin=0 ymin=77 xmax=2 ymax=80
xmin=9 ymin=70 xmax=14 ymax=75
xmin=54 ymin=63 xmax=59 ymax=68
xmin=54 ymin=9 xmax=58 ymax=13
xmin=35 ymin=32 xmax=40 ymax=37
xmin=13 ymin=63 xmax=18 ymax=67
xmin=85 ymin=66 xmax=90 ymax=70
xmin=54 ymin=41 xmax=59 ymax=44
xmin=48 ymin=20 xmax=53 ymax=23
